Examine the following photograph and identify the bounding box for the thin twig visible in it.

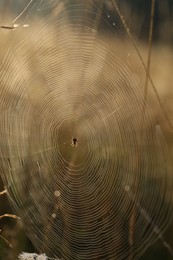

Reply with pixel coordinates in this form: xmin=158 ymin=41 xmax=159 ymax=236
xmin=0 ymin=214 xmax=21 ymax=220
xmin=0 ymin=25 xmax=16 ymax=30
xmin=0 ymin=191 xmax=20 ymax=248
xmin=0 ymin=190 xmax=7 ymax=196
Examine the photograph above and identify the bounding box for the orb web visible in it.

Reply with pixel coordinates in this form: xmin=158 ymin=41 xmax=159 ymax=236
xmin=0 ymin=1 xmax=172 ymax=259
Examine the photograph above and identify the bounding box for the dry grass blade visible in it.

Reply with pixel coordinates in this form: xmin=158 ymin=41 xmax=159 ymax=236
xmin=111 ymin=0 xmax=173 ymax=130
xmin=144 ymin=0 xmax=155 ymax=104
xmin=129 ymin=1 xmax=155 ymax=259
xmin=0 ymin=234 xmax=12 ymax=248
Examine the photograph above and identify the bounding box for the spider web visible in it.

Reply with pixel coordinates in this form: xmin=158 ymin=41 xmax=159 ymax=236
xmin=0 ymin=1 xmax=173 ymax=259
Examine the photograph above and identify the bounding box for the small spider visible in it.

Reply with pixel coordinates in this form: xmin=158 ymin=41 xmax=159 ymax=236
xmin=71 ymin=137 xmax=78 ymax=148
